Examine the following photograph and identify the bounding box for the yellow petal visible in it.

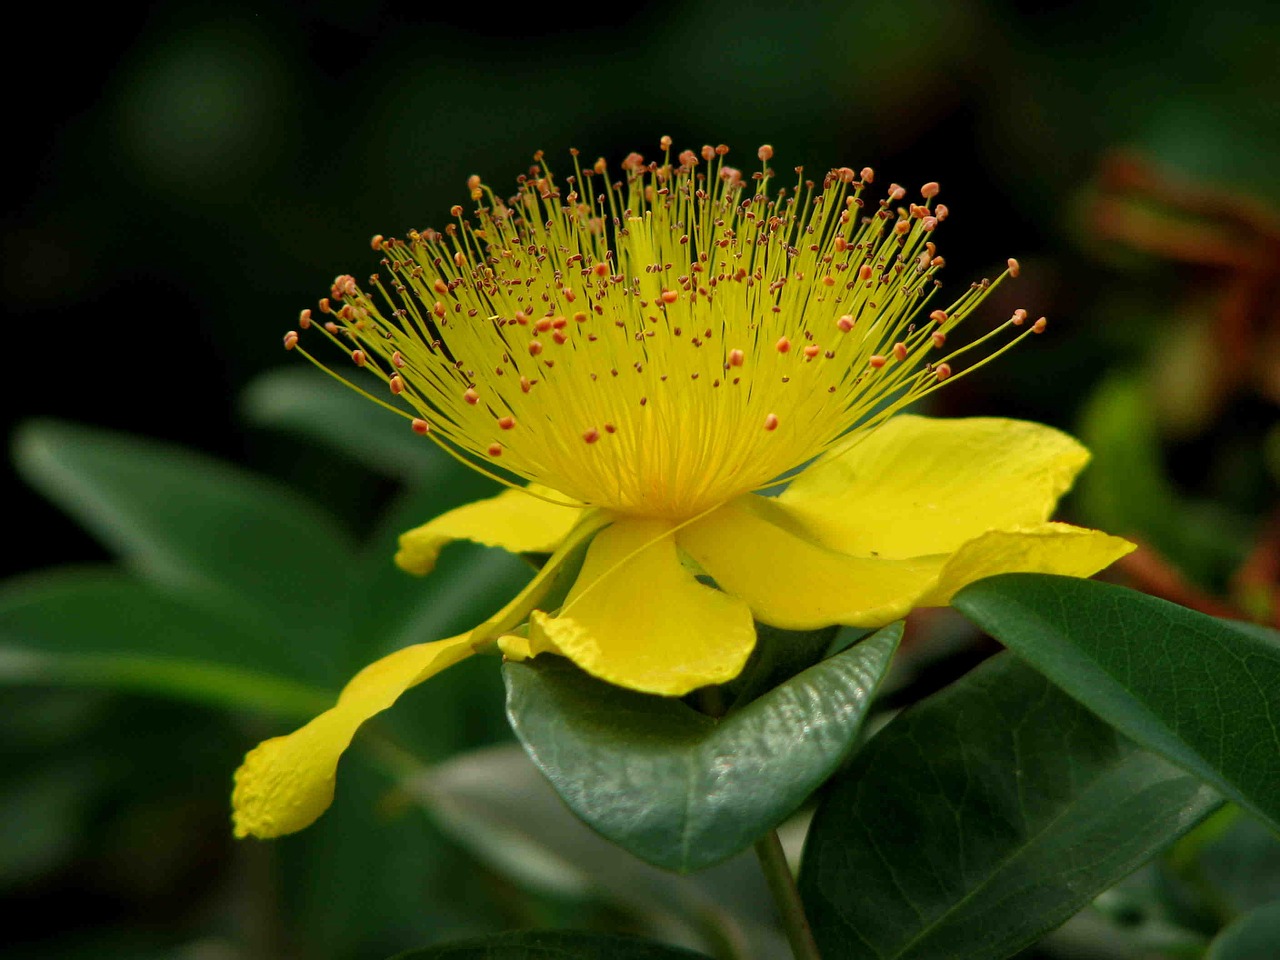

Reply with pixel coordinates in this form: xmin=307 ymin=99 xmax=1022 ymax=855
xmin=396 ymin=484 xmax=583 ymax=575
xmin=679 ymin=495 xmax=943 ymax=630
xmin=919 ymin=522 xmax=1136 ymax=606
xmin=233 ymin=510 xmax=609 ymax=839
xmin=780 ymin=416 xmax=1091 ymax=558
xmin=232 ymin=635 xmax=474 ymax=839
xmin=531 ymin=517 xmax=756 ymax=696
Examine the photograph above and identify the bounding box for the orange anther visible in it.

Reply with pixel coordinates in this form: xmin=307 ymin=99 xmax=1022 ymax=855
xmin=371 ymin=235 xmax=384 ymax=251
xmin=604 ymin=423 xmax=617 ymax=434
xmin=351 ymin=349 xmax=366 ymax=367
xmin=573 ymin=311 xmax=588 ymax=323
xmin=528 ymin=340 xmax=544 ymax=356
xmin=450 ymin=205 xmax=463 ymax=217
xmin=921 ymin=181 xmax=940 ymax=199
xmin=298 ymin=309 xmax=312 ymax=329
xmin=464 ymin=388 xmax=480 ymax=405
xmin=1006 ymin=258 xmax=1021 ymax=278
xmin=520 ymin=376 xmax=532 ymax=393
xmin=728 ymin=348 xmax=745 ymax=366
xmin=763 ymin=413 xmax=779 ymax=431
xmin=552 ymin=330 xmax=568 ymax=345
xmin=392 ymin=351 xmax=405 ymax=367
xmin=433 ymin=278 xmax=449 ymax=295
xmin=935 ymin=363 xmax=952 ymax=381
xmin=552 ymin=316 xmax=568 ymax=329
xmin=411 ymin=418 xmax=430 ymax=435
xmin=837 ymin=315 xmax=854 ymax=332
xmin=283 ymin=331 xmax=299 ymax=350
xmin=498 ymin=415 xmax=516 ymax=430
xmin=324 ymin=322 xmax=339 ymax=334
xmin=319 ymin=297 xmax=331 ymax=313
xmin=931 ymin=331 xmax=947 ymax=349
xmin=583 ymin=428 xmax=600 ymax=444
xmin=433 ymin=301 xmax=446 ymax=319
xmin=515 ymin=311 xmax=530 ymax=325
xmin=661 ymin=289 xmax=679 ymax=304
xmin=822 ymin=275 xmax=835 ymax=287
xmin=892 ymin=342 xmax=908 ymax=362
xmin=593 ymin=262 xmax=609 ymax=278
xmin=834 ymin=236 xmax=848 ymax=252
xmin=758 ymin=144 xmax=774 ymax=161
xmin=804 ymin=344 xmax=821 ymax=359
xmin=775 ymin=336 xmax=791 ymax=353
xmin=487 ymin=443 xmax=503 ymax=457
xmin=535 ymin=317 xmax=551 ymax=332
xmin=1011 ymin=309 xmax=1028 ymax=326
xmin=869 ymin=355 xmax=887 ymax=369
xmin=389 ymin=375 xmax=404 ymax=394
xmin=1032 ymin=317 xmax=1048 ymax=333
xmin=858 ymin=264 xmax=873 ymax=281
xmin=860 ymin=167 xmax=875 ymax=183
xmin=929 ymin=310 xmax=949 ymax=324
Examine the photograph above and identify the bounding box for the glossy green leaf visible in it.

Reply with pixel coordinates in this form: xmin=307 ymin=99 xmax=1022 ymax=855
xmin=1207 ymin=901 xmax=1280 ymax=960
xmin=13 ymin=420 xmax=357 ymax=684
xmin=954 ymin=573 xmax=1280 ymax=833
xmin=799 ymin=652 xmax=1221 ymax=960
xmin=0 ymin=570 xmax=333 ymax=718
xmin=505 ymin=624 xmax=900 ymax=872
xmin=391 ymin=930 xmax=713 ymax=959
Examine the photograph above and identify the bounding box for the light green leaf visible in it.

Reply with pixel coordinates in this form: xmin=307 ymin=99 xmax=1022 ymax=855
xmin=13 ymin=419 xmax=357 ymax=683
xmin=954 ymin=573 xmax=1280 ymax=833
xmin=390 ymin=931 xmax=713 ymax=959
xmin=799 ymin=652 xmax=1221 ymax=960
xmin=0 ymin=570 xmax=333 ymax=717
xmin=504 ymin=624 xmax=900 ymax=872
xmin=1207 ymin=901 xmax=1280 ymax=960
xmin=242 ymin=367 xmax=466 ymax=486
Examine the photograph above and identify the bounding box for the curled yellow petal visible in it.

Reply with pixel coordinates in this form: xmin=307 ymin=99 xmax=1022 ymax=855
xmin=680 ymin=495 xmax=943 ymax=630
xmin=531 ymin=517 xmax=755 ymax=696
xmin=232 ymin=635 xmax=475 ymax=838
xmin=919 ymin=522 xmax=1136 ymax=606
xmin=780 ymin=416 xmax=1091 ymax=558
xmin=233 ymin=509 xmax=609 ymax=839
xmin=396 ymin=484 xmax=583 ymax=575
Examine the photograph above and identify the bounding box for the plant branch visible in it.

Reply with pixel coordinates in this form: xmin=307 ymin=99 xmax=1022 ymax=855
xmin=753 ymin=829 xmax=822 ymax=960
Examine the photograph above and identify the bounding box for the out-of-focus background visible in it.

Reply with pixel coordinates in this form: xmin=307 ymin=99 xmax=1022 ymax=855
xmin=3 ymin=2 xmax=1277 ymax=958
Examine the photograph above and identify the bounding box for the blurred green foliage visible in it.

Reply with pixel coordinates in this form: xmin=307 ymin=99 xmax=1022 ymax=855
xmin=4 ymin=0 xmax=1278 ymax=957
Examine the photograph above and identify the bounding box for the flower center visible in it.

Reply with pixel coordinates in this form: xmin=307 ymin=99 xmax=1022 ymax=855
xmin=284 ymin=141 xmax=1043 ymax=521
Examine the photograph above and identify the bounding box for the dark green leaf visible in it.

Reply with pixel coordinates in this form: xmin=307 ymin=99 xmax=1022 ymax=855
xmin=799 ymin=652 xmax=1221 ymax=960
xmin=1207 ymin=901 xmax=1280 ymax=960
xmin=391 ymin=930 xmax=713 ymax=959
xmin=505 ymin=624 xmax=900 ymax=872
xmin=13 ymin=420 xmax=357 ymax=685
xmin=242 ymin=367 xmax=467 ymax=486
xmin=954 ymin=574 xmax=1280 ymax=833
xmin=0 ymin=570 xmax=333 ymax=718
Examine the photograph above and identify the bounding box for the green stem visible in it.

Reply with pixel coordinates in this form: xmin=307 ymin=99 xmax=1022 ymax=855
xmin=754 ymin=829 xmax=822 ymax=960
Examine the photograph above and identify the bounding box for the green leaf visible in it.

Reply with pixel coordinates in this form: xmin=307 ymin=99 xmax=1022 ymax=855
xmin=242 ymin=367 xmax=468 ymax=486
xmin=0 ymin=570 xmax=333 ymax=718
xmin=504 ymin=624 xmax=900 ymax=872
xmin=798 ymin=652 xmax=1221 ymax=960
xmin=391 ymin=931 xmax=713 ymax=959
xmin=954 ymin=574 xmax=1280 ymax=833
xmin=412 ymin=743 xmax=785 ymax=957
xmin=13 ymin=420 xmax=358 ymax=684
xmin=1207 ymin=901 xmax=1280 ymax=960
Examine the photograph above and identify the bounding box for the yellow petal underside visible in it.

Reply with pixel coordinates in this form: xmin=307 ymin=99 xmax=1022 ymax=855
xmin=530 ymin=517 xmax=756 ymax=696
xmin=233 ymin=510 xmax=609 ymax=839
xmin=396 ymin=483 xmax=583 ymax=575
xmin=780 ymin=415 xmax=1091 ymax=558
xmin=680 ymin=496 xmax=1133 ymax=631
xmin=680 ymin=496 xmax=944 ymax=630
xmin=232 ymin=635 xmax=474 ymax=839
xmin=919 ymin=522 xmax=1136 ymax=606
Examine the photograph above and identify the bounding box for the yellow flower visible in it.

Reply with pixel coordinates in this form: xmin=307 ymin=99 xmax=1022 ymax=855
xmin=233 ymin=141 xmax=1132 ymax=839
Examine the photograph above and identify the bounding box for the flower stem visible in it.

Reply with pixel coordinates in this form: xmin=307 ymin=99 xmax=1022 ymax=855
xmin=753 ymin=829 xmax=822 ymax=960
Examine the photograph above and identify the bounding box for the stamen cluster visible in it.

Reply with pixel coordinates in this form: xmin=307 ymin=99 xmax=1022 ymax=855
xmin=284 ymin=140 xmax=1043 ymax=519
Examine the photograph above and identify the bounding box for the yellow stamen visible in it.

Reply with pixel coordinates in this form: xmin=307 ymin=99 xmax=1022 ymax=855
xmin=285 ymin=140 xmax=1036 ymax=521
